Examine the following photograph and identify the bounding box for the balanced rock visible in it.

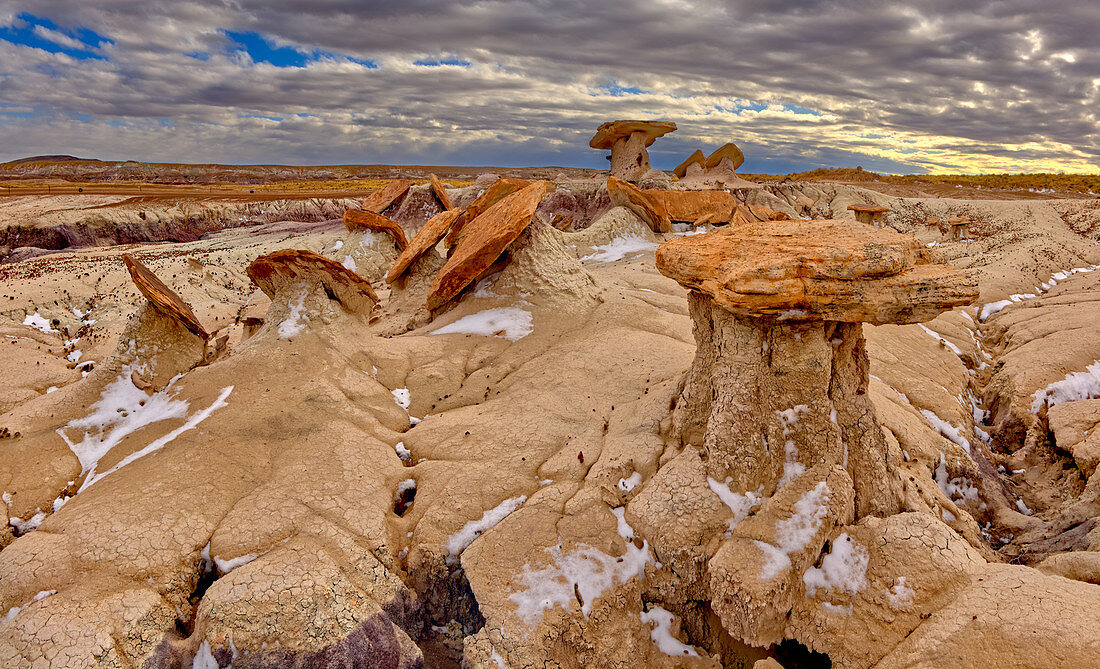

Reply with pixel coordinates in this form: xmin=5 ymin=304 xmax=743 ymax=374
xmin=606 ymin=176 xmax=672 ymax=233
xmin=673 ymin=150 xmax=707 ymax=179
xmin=343 ymin=209 xmax=409 ymax=250
xmin=426 ymin=181 xmax=553 ymax=311
xmin=444 ymin=177 xmax=531 ymax=248
xmin=360 ymin=179 xmax=412 ymax=214
xmin=657 ymin=219 xmax=978 ymax=516
xmin=590 ymin=120 xmax=677 ymax=182
xmin=429 ymin=173 xmax=454 ymax=211
xmin=847 ymin=204 xmax=890 ymax=227
xmin=122 ymin=254 xmax=209 ymax=340
xmin=704 ymin=143 xmax=745 ymax=171
xmin=247 ymin=249 xmax=378 ymax=315
xmin=386 ymin=209 xmax=462 ymax=284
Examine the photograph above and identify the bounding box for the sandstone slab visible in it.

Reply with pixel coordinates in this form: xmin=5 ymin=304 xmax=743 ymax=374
xmin=607 ymin=176 xmax=672 ymax=233
xmin=247 ymin=249 xmax=378 ymax=314
xmin=429 ymin=173 xmax=454 ymax=211
xmin=444 ymin=177 xmax=531 ymax=248
xmin=361 ymin=179 xmax=412 ymax=214
xmin=386 ymin=209 xmax=462 ymax=284
xmin=344 ymin=209 xmax=409 ymax=250
xmin=122 ymin=253 xmax=209 ymax=340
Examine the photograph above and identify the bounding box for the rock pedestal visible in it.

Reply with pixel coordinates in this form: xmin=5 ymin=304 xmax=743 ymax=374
xmin=590 ymin=120 xmax=677 ymax=182
xmin=657 ymin=219 xmax=979 ymax=517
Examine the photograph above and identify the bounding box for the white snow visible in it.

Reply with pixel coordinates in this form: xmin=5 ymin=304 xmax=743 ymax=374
xmin=489 ymin=648 xmax=510 ymax=669
xmin=617 ymin=472 xmax=643 ymax=493
xmin=1016 ymin=498 xmax=1034 ymax=515
xmin=444 ymin=495 xmax=527 ymax=562
xmin=887 ymin=577 xmax=915 ymax=609
xmin=430 ymin=307 xmax=534 ymax=342
xmin=278 ymin=288 xmax=309 ymax=338
xmin=802 ymin=533 xmax=869 ymax=598
xmin=2 ymin=589 xmax=56 ymax=624
xmin=8 ymin=509 xmax=46 ymax=534
xmin=329 ymin=240 xmax=344 ymax=252
xmin=918 ymin=409 xmax=971 ymax=454
xmin=754 ymin=481 xmax=831 ymax=581
xmin=1030 ymin=361 xmax=1100 ymax=413
xmin=392 ymin=388 xmax=411 ymax=410
xmin=777 ymin=309 xmax=809 ymax=321
xmin=580 ymin=234 xmax=659 ymax=263
xmin=192 ymin=640 xmax=220 ymax=669
xmin=508 ymin=506 xmax=652 ymax=627
xmin=341 ymin=255 xmax=357 ymax=271
xmin=917 ymin=324 xmax=963 ymax=355
xmin=934 ymin=454 xmax=980 ymax=505
xmin=1 ymin=492 xmax=9 ymax=507
xmin=66 ymin=349 xmax=82 ymax=363
xmin=395 ymin=441 xmax=411 ymax=462
xmin=22 ymin=312 xmax=57 ymax=334
xmin=706 ymin=477 xmax=764 ymax=530
xmin=639 ymin=606 xmax=699 ymax=658
xmin=776 ymin=405 xmax=809 ymax=486
xmin=979 ymin=299 xmax=1013 ymax=321
xmin=213 ymin=551 xmax=262 ymax=574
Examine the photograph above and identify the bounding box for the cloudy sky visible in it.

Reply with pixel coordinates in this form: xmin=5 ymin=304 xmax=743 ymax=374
xmin=0 ymin=1 xmax=1097 ymax=174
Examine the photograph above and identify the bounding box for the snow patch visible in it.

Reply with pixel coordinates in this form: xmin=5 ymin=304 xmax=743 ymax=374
xmin=919 ymin=408 xmax=971 ymax=454
xmin=213 ymin=551 xmax=262 ymax=574
xmin=430 ymin=307 xmax=533 ymax=342
xmin=754 ymin=481 xmax=831 ymax=581
xmin=278 ymin=288 xmax=309 ymax=338
xmin=445 ymin=495 xmax=526 ymax=562
xmin=887 ymin=577 xmax=915 ymax=609
xmin=580 ymin=234 xmax=658 ymax=263
xmin=707 ymin=477 xmax=764 ymax=530
xmin=803 ymin=533 xmax=869 ymax=598
xmin=639 ymin=606 xmax=699 ymax=658
xmin=1030 ymin=361 xmax=1100 ymax=413
xmin=22 ymin=312 xmax=57 ymax=334
xmin=617 ymin=472 xmax=643 ymax=493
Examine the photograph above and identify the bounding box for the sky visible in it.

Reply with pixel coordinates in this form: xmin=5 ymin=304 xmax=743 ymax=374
xmin=0 ymin=1 xmax=1097 ymax=174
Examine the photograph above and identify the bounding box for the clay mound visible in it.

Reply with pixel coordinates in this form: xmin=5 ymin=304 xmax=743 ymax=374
xmin=386 ymin=209 xmax=462 ymax=284
xmin=122 ymin=254 xmax=209 ymax=340
xmin=427 ymin=181 xmax=553 ymax=311
xmin=361 ymin=179 xmax=412 ymax=214
xmin=343 ymin=209 xmax=409 ymax=250
xmin=247 ymin=249 xmax=378 ymax=314
xmin=657 ymin=219 xmax=979 ymax=324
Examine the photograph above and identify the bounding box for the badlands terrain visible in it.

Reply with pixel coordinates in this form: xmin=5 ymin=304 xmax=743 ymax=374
xmin=1 ymin=152 xmax=1100 ymax=669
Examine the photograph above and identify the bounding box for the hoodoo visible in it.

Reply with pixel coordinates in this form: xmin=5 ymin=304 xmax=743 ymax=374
xmin=590 ymin=119 xmax=677 ymax=182
xmin=657 ymin=219 xmax=979 ymax=516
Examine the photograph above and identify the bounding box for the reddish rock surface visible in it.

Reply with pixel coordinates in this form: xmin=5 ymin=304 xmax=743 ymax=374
xmin=705 ymin=143 xmax=746 ymax=170
xmin=122 ymin=253 xmax=209 ymax=340
xmin=386 ymin=209 xmax=462 ymax=284
xmin=429 ymin=174 xmax=454 ymax=211
xmin=361 ymin=179 xmax=412 ymax=214
xmin=444 ymin=177 xmax=531 ymax=248
xmin=644 ymin=189 xmax=738 ymax=223
xmin=673 ymin=150 xmax=706 ymax=179
xmin=247 ymin=249 xmax=378 ymax=314
xmin=343 ymin=209 xmax=409 ymax=250
xmin=427 ymin=181 xmax=553 ymax=310
xmin=606 ymin=177 xmax=671 ymax=233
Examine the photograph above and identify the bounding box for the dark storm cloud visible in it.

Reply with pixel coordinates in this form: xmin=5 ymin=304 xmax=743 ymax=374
xmin=0 ymin=0 xmax=1097 ymax=171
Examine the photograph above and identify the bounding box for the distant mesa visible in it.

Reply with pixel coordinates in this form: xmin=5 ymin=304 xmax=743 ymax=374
xmin=3 ymin=155 xmax=100 ymax=165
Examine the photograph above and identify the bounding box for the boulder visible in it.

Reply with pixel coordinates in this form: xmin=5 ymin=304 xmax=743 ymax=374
xmin=643 ymin=190 xmax=738 ymax=224
xmin=247 ymin=249 xmax=378 ymax=315
xmin=606 ymin=177 xmax=672 ymax=233
xmin=426 ymin=181 xmax=553 ymax=311
xmin=344 ymin=209 xmax=409 ymax=250
xmin=673 ymin=150 xmax=707 ymax=179
xmin=704 ymin=143 xmax=745 ymax=171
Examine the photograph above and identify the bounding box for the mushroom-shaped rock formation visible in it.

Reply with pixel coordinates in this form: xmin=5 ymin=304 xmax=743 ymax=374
xmin=444 ymin=177 xmax=531 ymax=248
xmin=122 ymin=254 xmax=209 ymax=341
xmin=704 ymin=142 xmax=746 ymax=171
xmin=590 ymin=119 xmax=677 ymax=182
xmin=429 ymin=173 xmax=454 ymax=211
xmin=360 ymin=178 xmax=413 ymax=214
xmin=386 ymin=209 xmax=463 ymax=284
xmin=343 ymin=209 xmax=409 ymax=251
xmin=657 ymin=219 xmax=978 ymax=517
xmin=673 ymin=149 xmax=706 ymax=179
xmin=847 ymin=204 xmax=890 ymax=227
xmin=606 ymin=176 xmax=672 ymax=233
xmin=426 ymin=180 xmax=554 ymax=311
xmin=247 ymin=249 xmax=378 ymax=316
xmin=948 ymin=215 xmax=970 ymax=240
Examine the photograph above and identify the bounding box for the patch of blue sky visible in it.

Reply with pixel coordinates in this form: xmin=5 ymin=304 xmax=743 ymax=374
xmin=223 ymin=30 xmax=377 ymax=68
xmin=599 ymin=80 xmax=649 ymax=96
xmin=239 ymin=113 xmax=285 ymax=122
xmin=413 ymin=57 xmax=472 ymax=67
xmin=0 ymin=13 xmax=111 ymax=60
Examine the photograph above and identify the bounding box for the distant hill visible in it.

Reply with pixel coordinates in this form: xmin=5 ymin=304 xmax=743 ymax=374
xmin=3 ymin=155 xmax=99 ymax=165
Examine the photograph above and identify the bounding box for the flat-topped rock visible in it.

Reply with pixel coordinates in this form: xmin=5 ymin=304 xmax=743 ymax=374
xmin=247 ymin=249 xmax=378 ymax=314
xmin=122 ymin=254 xmax=209 ymax=340
xmin=705 ymin=143 xmax=745 ymax=171
xmin=344 ymin=209 xmax=409 ymax=250
xmin=589 ymin=120 xmax=677 ymax=149
xmin=427 ymin=181 xmax=554 ymax=310
xmin=361 ymin=179 xmax=412 ymax=214
xmin=606 ymin=177 xmax=671 ymax=233
xmin=445 ymin=177 xmax=532 ymax=248
xmin=656 ymin=219 xmax=978 ymax=324
xmin=848 ymin=204 xmax=890 ymax=214
xmin=386 ymin=209 xmax=462 ymax=283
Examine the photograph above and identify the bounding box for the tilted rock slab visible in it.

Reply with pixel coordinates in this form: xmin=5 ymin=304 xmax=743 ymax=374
xmin=429 ymin=173 xmax=454 ymax=211
xmin=444 ymin=176 xmax=531 ymax=248
xmin=606 ymin=176 xmax=672 ymax=233
xmin=343 ymin=208 xmax=409 ymax=251
xmin=427 ymin=181 xmax=553 ymax=311
xmin=122 ymin=253 xmax=209 ymax=340
xmin=361 ymin=178 xmax=412 ymax=214
xmin=386 ymin=209 xmax=462 ymax=284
